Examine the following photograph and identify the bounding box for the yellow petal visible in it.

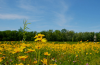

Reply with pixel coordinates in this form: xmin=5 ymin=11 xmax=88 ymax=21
xmin=41 ymin=38 xmax=47 ymax=42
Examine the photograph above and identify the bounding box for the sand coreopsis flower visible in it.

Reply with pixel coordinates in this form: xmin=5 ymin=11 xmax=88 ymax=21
xmin=35 ymin=45 xmax=41 ymax=49
xmin=86 ymin=53 xmax=88 ymax=55
xmin=80 ymin=40 xmax=82 ymax=42
xmin=87 ymin=40 xmax=89 ymax=41
xmin=24 ymin=49 xmax=35 ymax=53
xmin=34 ymin=34 xmax=46 ymax=42
xmin=16 ymin=63 xmax=24 ymax=65
xmin=76 ymin=55 xmax=78 ymax=57
xmin=12 ymin=47 xmax=24 ymax=54
xmin=50 ymin=64 xmax=57 ymax=65
xmin=38 ymin=34 xmax=45 ymax=37
xmin=34 ymin=34 xmax=44 ymax=39
xmin=41 ymin=38 xmax=47 ymax=42
xmin=33 ymin=60 xmax=37 ymax=64
xmin=0 ymin=52 xmax=2 ymax=54
xmin=41 ymin=58 xmax=47 ymax=65
xmin=0 ymin=47 xmax=3 ymax=51
xmin=44 ymin=52 xmax=50 ymax=56
xmin=0 ymin=57 xmax=3 ymax=62
xmin=17 ymin=55 xmax=28 ymax=61
xmin=28 ymin=49 xmax=35 ymax=52
xmin=90 ymin=53 xmax=92 ymax=54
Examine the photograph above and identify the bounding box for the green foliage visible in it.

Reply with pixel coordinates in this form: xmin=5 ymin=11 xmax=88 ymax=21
xmin=22 ymin=20 xmax=31 ymax=43
xmin=1 ymin=28 xmax=100 ymax=42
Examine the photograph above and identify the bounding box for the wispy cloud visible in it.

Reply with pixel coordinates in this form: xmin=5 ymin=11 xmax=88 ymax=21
xmin=17 ymin=0 xmax=45 ymax=14
xmin=88 ymin=29 xmax=100 ymax=32
xmin=54 ymin=13 xmax=73 ymax=26
xmin=0 ymin=14 xmax=28 ymax=19
xmin=16 ymin=0 xmax=45 ymax=23
xmin=54 ymin=13 xmax=66 ymax=26
xmin=19 ymin=4 xmax=36 ymax=11
xmin=53 ymin=1 xmax=73 ymax=26
xmin=89 ymin=25 xmax=100 ymax=28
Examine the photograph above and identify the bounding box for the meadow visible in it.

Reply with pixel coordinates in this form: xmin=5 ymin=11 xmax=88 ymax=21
xmin=0 ymin=34 xmax=100 ymax=65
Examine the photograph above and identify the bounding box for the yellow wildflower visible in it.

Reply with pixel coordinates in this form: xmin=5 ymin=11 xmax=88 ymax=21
xmin=86 ymin=53 xmax=88 ymax=55
xmin=34 ymin=33 xmax=45 ymax=42
xmin=41 ymin=58 xmax=47 ymax=65
xmin=12 ymin=47 xmax=24 ymax=54
xmin=54 ymin=63 xmax=57 ymax=65
xmin=0 ymin=57 xmax=3 ymax=62
xmin=16 ymin=63 xmax=24 ymax=65
xmin=28 ymin=49 xmax=35 ymax=52
xmin=44 ymin=52 xmax=50 ymax=56
xmin=0 ymin=52 xmax=2 ymax=54
xmin=41 ymin=38 xmax=47 ymax=42
xmin=50 ymin=64 xmax=53 ymax=65
xmin=0 ymin=47 xmax=3 ymax=51
xmin=80 ymin=40 xmax=82 ymax=42
xmin=33 ymin=60 xmax=37 ymax=64
xmin=34 ymin=35 xmax=38 ymax=38
xmin=24 ymin=49 xmax=35 ymax=53
xmin=50 ymin=63 xmax=57 ymax=65
xmin=76 ymin=55 xmax=78 ymax=57
xmin=87 ymin=40 xmax=88 ymax=41
xmin=90 ymin=53 xmax=92 ymax=54
xmin=18 ymin=55 xmax=28 ymax=61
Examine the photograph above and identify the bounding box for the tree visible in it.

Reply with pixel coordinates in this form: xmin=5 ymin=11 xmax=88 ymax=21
xmin=0 ymin=31 xmax=3 ymax=41
xmin=46 ymin=30 xmax=53 ymax=41
xmin=3 ymin=30 xmax=11 ymax=41
xmin=61 ymin=29 xmax=67 ymax=41
xmin=61 ymin=29 xmax=67 ymax=33
xmin=10 ymin=30 xmax=18 ymax=41
xmin=96 ymin=32 xmax=100 ymax=41
xmin=54 ymin=30 xmax=62 ymax=41
xmin=82 ymin=32 xmax=90 ymax=41
xmin=17 ymin=31 xmax=23 ymax=41
xmin=66 ymin=30 xmax=75 ymax=41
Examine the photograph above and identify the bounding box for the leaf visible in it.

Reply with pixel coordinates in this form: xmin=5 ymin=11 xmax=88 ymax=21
xmin=25 ymin=27 xmax=30 ymax=30
xmin=27 ymin=23 xmax=31 ymax=24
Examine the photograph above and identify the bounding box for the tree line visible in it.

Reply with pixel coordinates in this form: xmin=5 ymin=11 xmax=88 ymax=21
xmin=0 ymin=28 xmax=100 ymax=42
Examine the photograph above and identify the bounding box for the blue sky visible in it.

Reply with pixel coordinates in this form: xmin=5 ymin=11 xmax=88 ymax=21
xmin=0 ymin=0 xmax=100 ymax=33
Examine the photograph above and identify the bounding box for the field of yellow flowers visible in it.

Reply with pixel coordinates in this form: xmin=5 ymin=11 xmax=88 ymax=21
xmin=0 ymin=34 xmax=100 ymax=65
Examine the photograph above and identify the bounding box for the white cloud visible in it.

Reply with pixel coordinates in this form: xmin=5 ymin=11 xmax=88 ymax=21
xmin=60 ymin=1 xmax=69 ymax=13
xmin=53 ymin=1 xmax=73 ymax=27
xmin=54 ymin=13 xmax=66 ymax=26
xmin=0 ymin=14 xmax=28 ymax=19
xmin=56 ymin=13 xmax=73 ymax=26
xmin=87 ymin=29 xmax=100 ymax=33
xmin=19 ymin=4 xmax=36 ymax=11
xmin=17 ymin=0 xmax=45 ymax=14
